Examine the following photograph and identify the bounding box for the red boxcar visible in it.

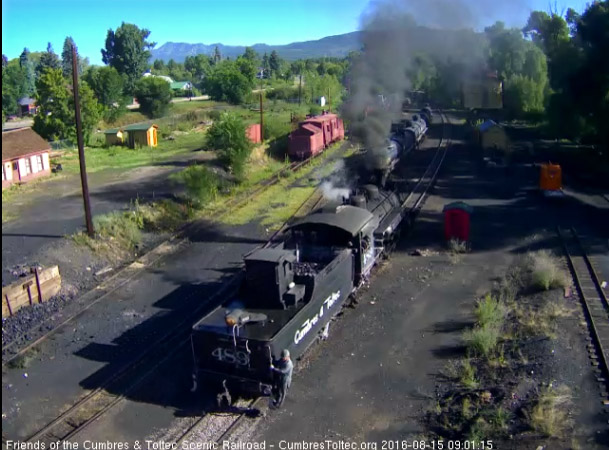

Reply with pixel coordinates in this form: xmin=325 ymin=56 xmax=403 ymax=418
xmin=288 ymin=113 xmax=344 ymax=160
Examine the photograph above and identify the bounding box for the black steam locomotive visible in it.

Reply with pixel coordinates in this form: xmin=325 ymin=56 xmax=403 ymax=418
xmin=365 ymin=114 xmax=429 ymax=186
xmin=190 ymin=185 xmax=409 ymax=403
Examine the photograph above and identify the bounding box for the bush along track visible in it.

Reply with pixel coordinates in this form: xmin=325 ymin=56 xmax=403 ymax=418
xmin=426 ymin=249 xmax=604 ymax=447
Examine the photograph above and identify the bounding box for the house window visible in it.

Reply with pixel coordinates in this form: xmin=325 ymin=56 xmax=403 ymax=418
xmin=24 ymin=158 xmax=32 ymax=175
xmin=36 ymin=155 xmax=44 ymax=172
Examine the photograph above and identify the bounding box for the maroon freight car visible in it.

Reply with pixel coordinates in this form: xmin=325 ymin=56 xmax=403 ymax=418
xmin=288 ymin=112 xmax=344 ymax=160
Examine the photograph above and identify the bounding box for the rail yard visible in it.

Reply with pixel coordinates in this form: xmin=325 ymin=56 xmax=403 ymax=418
xmin=3 ymin=1 xmax=609 ymax=449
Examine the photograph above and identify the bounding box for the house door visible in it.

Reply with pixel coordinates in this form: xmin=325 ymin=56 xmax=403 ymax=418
xmin=12 ymin=162 xmax=20 ymax=181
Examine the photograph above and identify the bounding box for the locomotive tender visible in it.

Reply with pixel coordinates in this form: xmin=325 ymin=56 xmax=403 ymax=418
xmin=191 ymin=185 xmax=408 ymax=401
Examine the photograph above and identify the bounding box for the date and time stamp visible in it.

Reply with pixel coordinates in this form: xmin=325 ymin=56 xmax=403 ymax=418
xmin=5 ymin=440 xmax=497 ymax=450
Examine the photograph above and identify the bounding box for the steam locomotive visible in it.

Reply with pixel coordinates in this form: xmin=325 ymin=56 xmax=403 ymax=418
xmin=190 ymin=184 xmax=409 ymax=404
xmin=365 ymin=114 xmax=428 ymax=186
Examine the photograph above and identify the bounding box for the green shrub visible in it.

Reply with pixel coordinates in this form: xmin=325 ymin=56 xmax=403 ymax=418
xmin=530 ymin=250 xmax=569 ymax=291
xmin=526 ymin=385 xmax=572 ymax=437
xmin=459 ymin=359 xmax=479 ymax=388
xmin=206 ymin=112 xmax=252 ymax=180
xmin=463 ymin=325 xmax=500 ymax=357
xmin=93 ymin=211 xmax=142 ymax=249
xmin=475 ymin=294 xmax=506 ymax=329
xmin=175 ymin=165 xmax=221 ymax=205
xmin=208 ymin=109 xmax=222 ymax=121
xmin=263 ymin=117 xmax=292 ymax=141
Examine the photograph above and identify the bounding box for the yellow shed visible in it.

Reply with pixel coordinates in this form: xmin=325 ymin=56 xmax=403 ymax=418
xmin=124 ymin=123 xmax=159 ymax=148
xmin=477 ymin=120 xmax=508 ymax=151
xmin=103 ymin=128 xmax=125 ymax=146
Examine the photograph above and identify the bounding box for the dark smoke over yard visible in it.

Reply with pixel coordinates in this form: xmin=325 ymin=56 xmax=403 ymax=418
xmin=341 ymin=0 xmax=529 ymax=149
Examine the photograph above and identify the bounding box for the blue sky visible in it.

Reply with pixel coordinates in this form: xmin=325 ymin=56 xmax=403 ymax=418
xmin=1 ymin=0 xmax=592 ymax=65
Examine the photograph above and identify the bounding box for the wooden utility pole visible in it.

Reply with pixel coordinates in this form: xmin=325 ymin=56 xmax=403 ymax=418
xmin=71 ymin=44 xmax=94 ymax=237
xmin=259 ymin=92 xmax=264 ymax=142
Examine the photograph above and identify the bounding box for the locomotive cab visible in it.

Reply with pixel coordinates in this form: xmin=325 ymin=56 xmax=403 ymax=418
xmin=191 ymin=206 xmax=379 ymax=400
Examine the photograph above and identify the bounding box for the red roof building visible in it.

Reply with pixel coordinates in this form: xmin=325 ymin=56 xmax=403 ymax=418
xmin=2 ymin=128 xmax=52 ymax=189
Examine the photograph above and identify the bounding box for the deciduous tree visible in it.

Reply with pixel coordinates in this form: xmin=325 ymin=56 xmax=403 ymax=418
xmin=102 ymin=23 xmax=155 ymax=95
xmin=134 ymin=76 xmax=172 ymax=118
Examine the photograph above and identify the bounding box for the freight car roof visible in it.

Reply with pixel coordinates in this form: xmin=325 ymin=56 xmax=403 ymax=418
xmin=288 ymin=205 xmax=377 ymax=237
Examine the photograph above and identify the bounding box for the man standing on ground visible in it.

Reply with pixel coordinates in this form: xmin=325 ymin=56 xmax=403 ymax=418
xmin=271 ymin=349 xmax=293 ymax=407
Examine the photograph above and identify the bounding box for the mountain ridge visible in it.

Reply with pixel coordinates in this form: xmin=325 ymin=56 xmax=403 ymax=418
xmin=150 ymin=31 xmax=362 ymax=62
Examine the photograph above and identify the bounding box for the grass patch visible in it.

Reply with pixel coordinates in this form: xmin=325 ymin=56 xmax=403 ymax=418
xmin=529 ymin=250 xmax=569 ymax=291
xmin=475 ymin=293 xmax=506 ymax=329
xmin=173 ymin=165 xmax=223 ymax=207
xmin=54 ymin=132 xmax=205 ymax=174
xmin=6 ymin=347 xmax=40 ymax=370
xmin=198 ymin=140 xmax=348 ymax=229
xmin=525 ymin=384 xmax=572 ymax=437
xmin=463 ymin=325 xmax=501 ymax=358
xmin=71 ymin=198 xmax=193 ymax=258
xmin=458 ymin=359 xmax=479 ymax=389
xmin=448 ymin=238 xmax=468 ymax=254
xmin=511 ymin=297 xmax=573 ymax=339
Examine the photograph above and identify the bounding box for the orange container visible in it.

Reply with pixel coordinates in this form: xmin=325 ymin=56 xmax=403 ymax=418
xmin=539 ymin=163 xmax=562 ymax=191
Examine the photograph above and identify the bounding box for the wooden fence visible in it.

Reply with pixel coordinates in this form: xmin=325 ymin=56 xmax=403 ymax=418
xmin=2 ymin=266 xmax=61 ymax=318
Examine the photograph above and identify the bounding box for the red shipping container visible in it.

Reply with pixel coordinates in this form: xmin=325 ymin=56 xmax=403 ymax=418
xmin=443 ymin=202 xmax=472 ymax=242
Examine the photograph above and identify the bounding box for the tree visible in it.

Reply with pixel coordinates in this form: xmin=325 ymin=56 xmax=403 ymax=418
xmin=33 ymin=68 xmax=101 ymax=143
xmin=235 ymin=57 xmax=256 ymax=85
xmin=76 ymin=82 xmax=102 ymax=143
xmin=84 ymin=66 xmax=125 ymax=121
xmin=102 ymin=22 xmax=155 ymax=95
xmin=269 ymin=50 xmax=281 ymax=77
xmin=19 ymin=48 xmax=35 ymax=96
xmin=204 ymin=60 xmax=251 ymax=104
xmin=134 ymin=76 xmax=172 ymax=118
xmin=36 ymin=43 xmax=61 ymax=77
xmin=33 ymin=68 xmax=72 ymax=140
xmin=243 ymin=47 xmax=258 ymax=62
xmin=2 ymin=54 xmax=7 ymax=70
xmin=153 ymin=59 xmax=165 ymax=71
xmin=213 ymin=46 xmax=222 ymax=64
xmin=205 ymin=112 xmax=251 ymax=180
xmin=184 ymin=54 xmax=212 ymax=85
xmin=262 ymin=53 xmax=270 ymax=77
xmin=3 ymin=59 xmax=27 ymax=117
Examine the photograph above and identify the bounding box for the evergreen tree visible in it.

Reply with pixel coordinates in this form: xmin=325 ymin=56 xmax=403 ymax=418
xmin=213 ymin=46 xmax=222 ymax=64
xmin=37 ymin=43 xmax=61 ymax=77
xmin=269 ymin=50 xmax=280 ymax=77
xmin=19 ymin=48 xmax=35 ymax=96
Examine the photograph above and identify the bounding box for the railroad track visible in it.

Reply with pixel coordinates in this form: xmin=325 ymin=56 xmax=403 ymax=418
xmin=173 ymin=112 xmax=454 ymax=446
xmin=398 ymin=109 xmax=451 ymax=219
xmin=2 ymin=144 xmax=348 ymax=364
xmin=18 ymin=152 xmax=340 ymax=445
xmin=558 ymin=226 xmax=609 ymax=404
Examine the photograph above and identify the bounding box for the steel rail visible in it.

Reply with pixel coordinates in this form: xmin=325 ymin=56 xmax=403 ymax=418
xmin=174 ymin=111 xmax=454 ymax=445
xmin=558 ymin=226 xmax=609 ymax=398
xmin=21 ymin=148 xmax=345 ymax=445
xmin=2 ymin=144 xmax=345 ymax=364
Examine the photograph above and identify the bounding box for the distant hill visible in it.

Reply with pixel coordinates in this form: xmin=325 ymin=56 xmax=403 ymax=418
xmin=150 ymin=27 xmax=487 ymax=64
xmin=150 ymin=32 xmax=362 ymax=62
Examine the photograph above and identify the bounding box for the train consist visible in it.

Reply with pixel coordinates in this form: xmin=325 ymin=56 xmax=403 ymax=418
xmin=364 ymin=113 xmax=428 ymax=186
xmin=191 ymin=184 xmax=410 ymax=403
xmin=190 ymin=107 xmax=433 ymax=404
xmin=288 ymin=112 xmax=345 ymax=160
